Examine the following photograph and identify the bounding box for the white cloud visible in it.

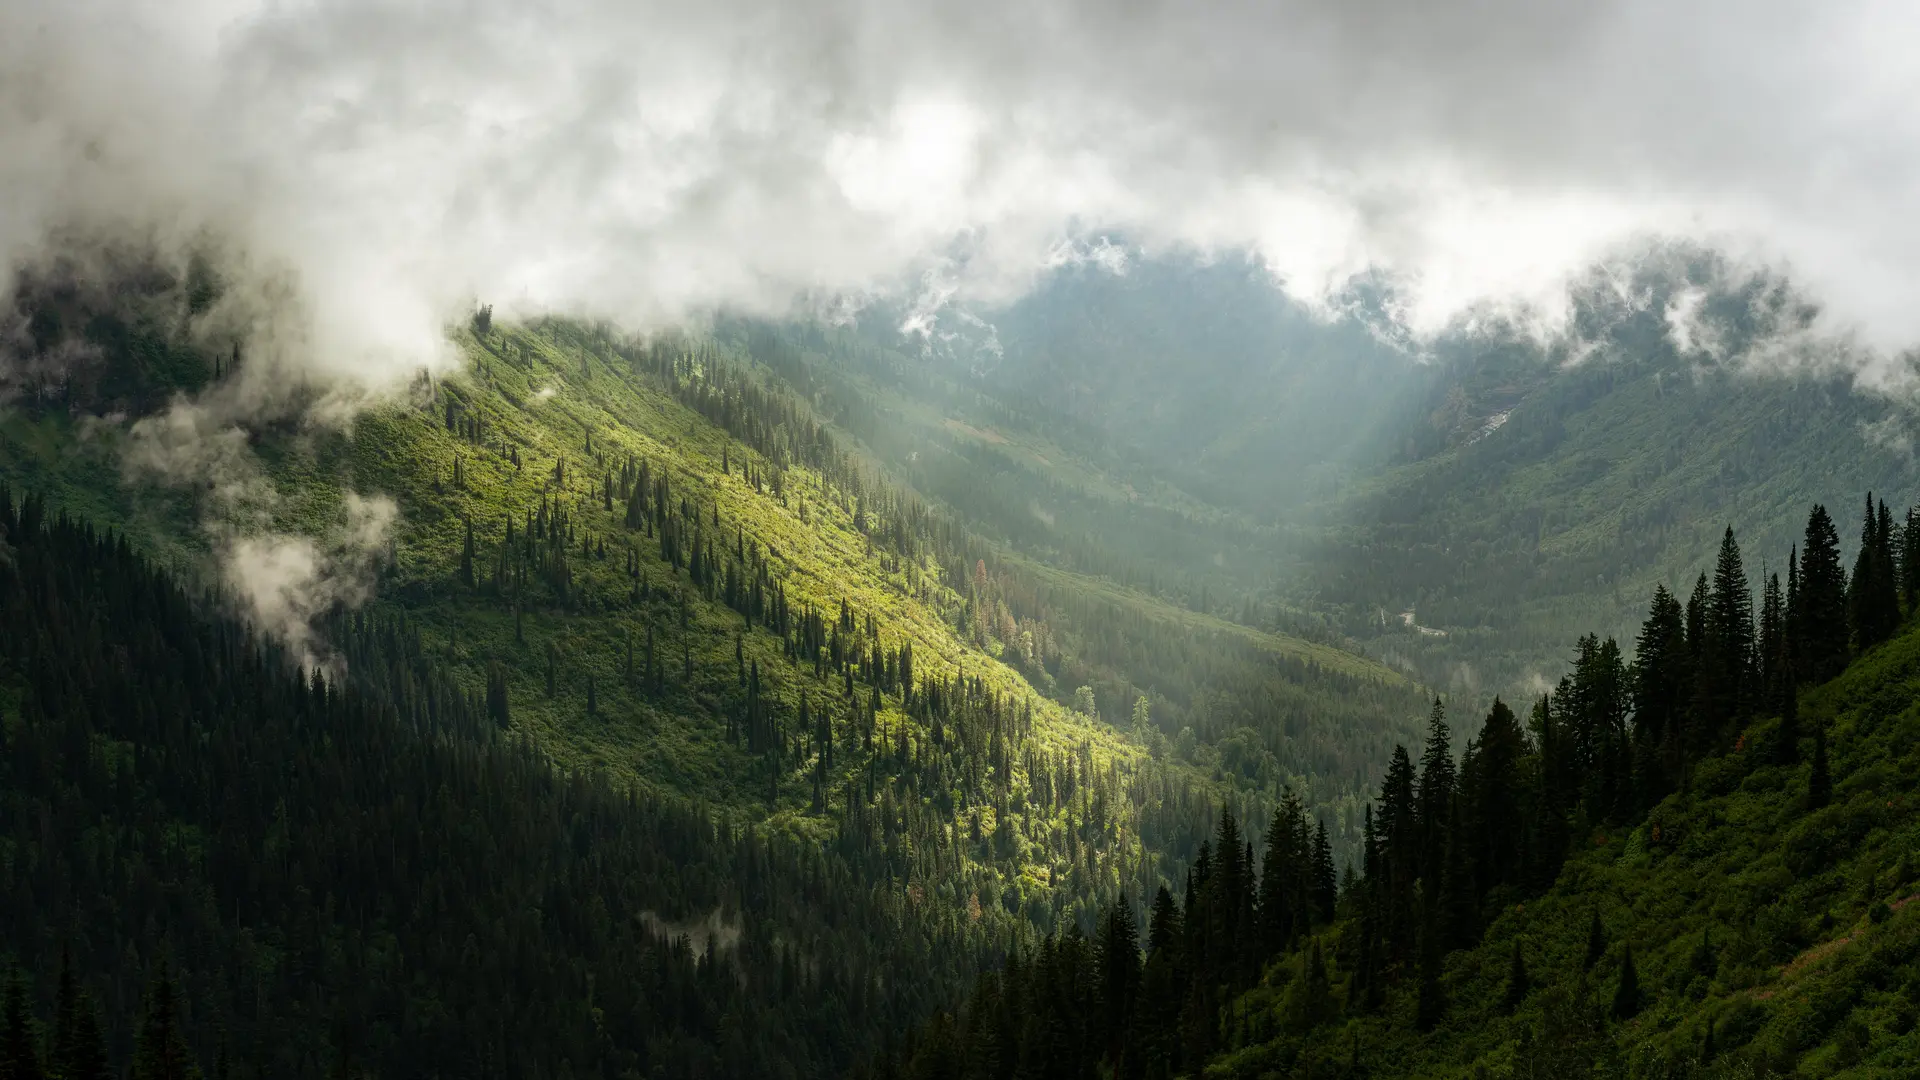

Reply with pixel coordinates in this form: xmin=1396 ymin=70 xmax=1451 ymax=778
xmin=2 ymin=0 xmax=1918 ymax=380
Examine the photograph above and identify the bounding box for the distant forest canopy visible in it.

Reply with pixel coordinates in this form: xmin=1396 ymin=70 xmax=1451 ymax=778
xmin=787 ymin=249 xmax=1919 ymax=710
xmin=874 ymin=496 xmax=1920 ymax=1079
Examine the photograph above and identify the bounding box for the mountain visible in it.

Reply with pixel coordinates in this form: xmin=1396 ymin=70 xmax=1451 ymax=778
xmin=0 ymin=281 xmax=1427 ymax=1074
xmin=837 ymin=249 xmax=1919 ymax=704
xmin=879 ymin=503 xmax=1920 ymax=1078
xmin=6 ymin=244 xmax=1913 ymax=1078
xmin=0 ymin=489 xmax=980 ymax=1077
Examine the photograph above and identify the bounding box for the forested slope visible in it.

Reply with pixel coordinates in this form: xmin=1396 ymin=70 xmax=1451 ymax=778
xmin=0 ymin=279 xmax=1428 ymax=945
xmin=0 ymin=489 xmax=984 ymax=1078
xmin=881 ymin=498 xmax=1920 ymax=1079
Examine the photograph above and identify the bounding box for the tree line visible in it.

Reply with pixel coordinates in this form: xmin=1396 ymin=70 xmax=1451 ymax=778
xmin=874 ymin=496 xmax=1908 ymax=1079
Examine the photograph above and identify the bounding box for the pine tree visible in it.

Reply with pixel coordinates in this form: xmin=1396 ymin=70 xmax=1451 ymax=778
xmin=1502 ymin=940 xmax=1531 ymax=1013
xmin=1797 ymin=505 xmax=1851 ymax=683
xmin=1610 ymin=945 xmax=1641 ymax=1020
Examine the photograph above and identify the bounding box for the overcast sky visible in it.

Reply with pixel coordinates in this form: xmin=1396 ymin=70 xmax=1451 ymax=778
xmin=3 ymin=0 xmax=1917 ymax=381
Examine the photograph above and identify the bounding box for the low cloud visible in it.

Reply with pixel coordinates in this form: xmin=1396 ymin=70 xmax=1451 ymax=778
xmin=218 ymin=492 xmax=397 ymax=670
xmin=123 ymin=386 xmax=397 ymax=668
xmin=1 ymin=0 xmax=1918 ymax=386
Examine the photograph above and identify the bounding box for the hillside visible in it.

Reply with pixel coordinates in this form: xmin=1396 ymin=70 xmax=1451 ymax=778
xmin=864 ymin=252 xmax=1920 ymax=711
xmin=0 ymin=304 xmax=1427 ymax=922
xmin=1305 ymin=328 xmax=1917 ymax=700
xmin=880 ymin=503 xmax=1920 ymax=1078
xmin=0 ymin=487 xmax=989 ymax=1078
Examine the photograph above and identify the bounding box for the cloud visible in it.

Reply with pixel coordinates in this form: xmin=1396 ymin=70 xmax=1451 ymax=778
xmin=122 ymin=386 xmax=397 ymax=666
xmin=216 ymin=493 xmax=398 ymax=671
xmin=2 ymin=0 xmax=1917 ymax=382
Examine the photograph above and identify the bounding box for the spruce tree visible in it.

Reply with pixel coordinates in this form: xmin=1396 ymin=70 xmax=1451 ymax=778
xmin=1417 ymin=698 xmax=1456 ymax=890
xmin=1759 ymin=571 xmax=1784 ymax=711
xmin=1705 ymin=526 xmax=1755 ymax=728
xmin=1311 ymin=819 xmax=1337 ymax=926
xmin=1468 ymin=698 xmax=1527 ymax=895
xmin=1260 ymin=794 xmax=1307 ymax=953
xmin=1096 ymin=902 xmax=1141 ymax=1064
xmin=1797 ymin=505 xmax=1850 ymax=683
xmin=1146 ymin=886 xmax=1181 ymax=957
xmin=1379 ymin=745 xmax=1419 ymax=955
xmin=1630 ymin=585 xmax=1690 ymax=797
xmin=1851 ymin=496 xmax=1903 ymax=648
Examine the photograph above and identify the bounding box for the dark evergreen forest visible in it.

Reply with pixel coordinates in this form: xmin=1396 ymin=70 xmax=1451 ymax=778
xmin=0 ymin=486 xmax=999 ymax=1079
xmin=874 ymin=496 xmax=1920 ymax=1078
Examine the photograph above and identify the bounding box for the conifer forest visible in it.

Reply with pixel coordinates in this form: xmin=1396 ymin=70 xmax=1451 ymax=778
xmin=5 ymin=5 xmax=1920 ymax=1076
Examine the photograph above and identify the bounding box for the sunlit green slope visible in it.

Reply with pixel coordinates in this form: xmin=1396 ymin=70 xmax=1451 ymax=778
xmin=0 ymin=313 xmax=1425 ymax=935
